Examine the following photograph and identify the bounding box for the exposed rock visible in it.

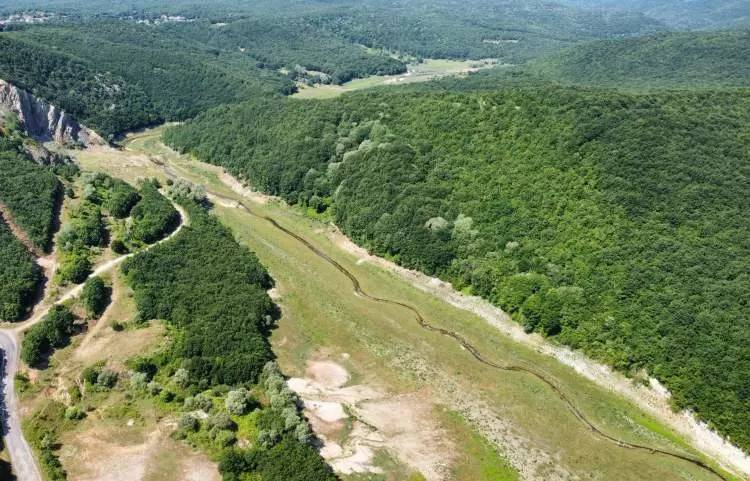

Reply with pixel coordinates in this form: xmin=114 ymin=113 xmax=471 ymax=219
xmin=22 ymin=142 xmax=71 ymax=166
xmin=0 ymin=79 xmax=104 ymax=146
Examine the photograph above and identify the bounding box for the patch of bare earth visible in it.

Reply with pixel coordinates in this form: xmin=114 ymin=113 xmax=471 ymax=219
xmin=219 ymin=172 xmax=270 ymax=205
xmin=60 ymin=420 xmax=219 ymax=481
xmin=288 ymin=358 xmax=455 ymax=480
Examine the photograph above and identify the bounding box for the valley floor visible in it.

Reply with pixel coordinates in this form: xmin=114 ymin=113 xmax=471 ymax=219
xmin=67 ymin=127 xmax=744 ymax=481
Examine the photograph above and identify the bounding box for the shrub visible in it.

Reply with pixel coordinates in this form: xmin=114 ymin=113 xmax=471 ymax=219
xmin=111 ymin=239 xmax=127 ymax=254
xmin=64 ymin=406 xmax=86 ymax=420
xmin=147 ymin=381 xmax=163 ymax=396
xmin=130 ymin=372 xmax=148 ymax=390
xmin=56 ymin=249 xmax=92 ymax=285
xmin=225 ymin=388 xmax=252 ymax=416
xmin=172 ymin=368 xmax=189 ymax=387
xmin=184 ymin=393 xmax=213 ymax=412
xmin=81 ymin=276 xmax=109 ymax=317
xmin=21 ymin=306 xmax=76 ymax=367
xmin=213 ymin=429 xmax=237 ymax=447
xmin=96 ymin=369 xmax=118 ymax=390
xmin=81 ymin=363 xmax=104 ymax=385
xmin=178 ymin=413 xmax=199 ymax=433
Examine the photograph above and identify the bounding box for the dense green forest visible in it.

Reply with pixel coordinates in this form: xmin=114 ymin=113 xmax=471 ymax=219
xmin=165 ymin=87 xmax=750 ymax=451
xmin=309 ymin=0 xmax=660 ymax=61
xmin=122 ymin=199 xmax=335 ymax=480
xmin=0 ymin=130 xmax=60 ymax=252
xmin=559 ymin=0 xmax=750 ymax=29
xmin=0 ymin=22 xmax=293 ymax=136
xmin=0 ymin=0 xmax=666 ymax=139
xmin=178 ymin=19 xmax=406 ymax=84
xmin=0 ymin=36 xmax=158 ymax=138
xmin=122 ymin=201 xmax=275 ymax=386
xmin=0 ymin=217 xmax=40 ymax=321
xmin=528 ymin=30 xmax=750 ymax=89
xmin=128 ymin=180 xmax=180 ymax=245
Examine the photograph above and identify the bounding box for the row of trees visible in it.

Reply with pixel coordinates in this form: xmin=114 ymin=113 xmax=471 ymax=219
xmin=166 ymin=86 xmax=750 ymax=451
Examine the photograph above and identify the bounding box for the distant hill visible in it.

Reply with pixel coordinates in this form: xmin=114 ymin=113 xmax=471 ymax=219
xmin=559 ymin=0 xmax=750 ymax=29
xmin=528 ymin=30 xmax=750 ymax=89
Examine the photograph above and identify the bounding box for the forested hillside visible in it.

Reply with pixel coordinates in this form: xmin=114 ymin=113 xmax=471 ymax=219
xmin=0 ymin=22 xmax=294 ymax=136
xmin=559 ymin=0 xmax=750 ymax=29
xmin=311 ymin=0 xmax=661 ymax=61
xmin=0 ymin=35 xmax=158 ymax=138
xmin=0 ymin=127 xmax=59 ymax=321
xmin=165 ymin=87 xmax=750 ymax=451
xmin=0 ymin=0 xmax=664 ymax=140
xmin=0 ymin=128 xmax=60 ymax=252
xmin=528 ymin=30 xmax=750 ymax=88
xmin=123 ymin=199 xmax=336 ymax=481
xmin=0 ymin=217 xmax=40 ymax=321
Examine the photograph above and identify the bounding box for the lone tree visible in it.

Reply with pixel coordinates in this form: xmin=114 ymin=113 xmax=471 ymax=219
xmin=81 ymin=276 xmax=110 ymax=318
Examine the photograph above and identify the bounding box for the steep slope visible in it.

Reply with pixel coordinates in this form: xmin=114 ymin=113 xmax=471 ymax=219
xmin=0 ymin=79 xmax=103 ymax=145
xmin=528 ymin=30 xmax=750 ymax=88
xmin=0 ymin=128 xmax=61 ymax=253
xmin=558 ymin=0 xmax=750 ymax=29
xmin=0 ymin=35 xmax=159 ymax=139
xmin=165 ymin=87 xmax=750 ymax=453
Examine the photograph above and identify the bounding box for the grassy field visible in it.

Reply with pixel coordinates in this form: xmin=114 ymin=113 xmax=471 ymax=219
xmin=70 ymin=127 xmax=739 ymax=481
xmin=292 ymin=59 xmax=501 ymax=99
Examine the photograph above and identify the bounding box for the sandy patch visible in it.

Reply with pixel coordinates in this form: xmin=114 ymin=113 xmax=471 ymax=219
xmin=288 ymin=360 xmax=454 ymax=480
xmin=220 ymin=172 xmax=270 ymax=205
xmin=307 ymin=360 xmax=349 ymax=388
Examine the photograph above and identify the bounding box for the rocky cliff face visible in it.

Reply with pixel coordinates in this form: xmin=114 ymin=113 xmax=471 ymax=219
xmin=0 ymin=79 xmax=103 ymax=146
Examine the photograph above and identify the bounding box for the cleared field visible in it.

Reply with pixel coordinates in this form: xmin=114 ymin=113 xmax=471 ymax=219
xmin=72 ymin=128 xmax=739 ymax=481
xmin=292 ymin=59 xmax=501 ymax=99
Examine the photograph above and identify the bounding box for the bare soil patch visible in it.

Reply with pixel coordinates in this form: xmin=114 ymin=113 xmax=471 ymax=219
xmin=61 ymin=420 xmax=219 ymax=481
xmin=288 ymin=359 xmax=455 ymax=480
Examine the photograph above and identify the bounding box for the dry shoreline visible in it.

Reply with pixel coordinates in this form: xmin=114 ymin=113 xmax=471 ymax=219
xmin=219 ymin=171 xmax=750 ymax=479
xmin=328 ymin=224 xmax=750 ymax=479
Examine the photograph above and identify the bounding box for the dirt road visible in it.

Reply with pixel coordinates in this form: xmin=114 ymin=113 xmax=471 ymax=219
xmin=0 ymin=201 xmax=187 ymax=481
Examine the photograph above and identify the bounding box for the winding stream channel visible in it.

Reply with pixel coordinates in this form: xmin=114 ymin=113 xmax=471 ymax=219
xmin=140 ymin=147 xmax=736 ymax=481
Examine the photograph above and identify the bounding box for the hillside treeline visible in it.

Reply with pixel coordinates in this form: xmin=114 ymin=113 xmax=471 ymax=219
xmin=0 ymin=130 xmax=60 ymax=252
xmin=0 ymin=218 xmax=40 ymax=321
xmin=0 ymin=129 xmax=60 ymax=321
xmin=529 ymin=30 xmax=750 ymax=89
xmin=165 ymin=87 xmax=750 ymax=451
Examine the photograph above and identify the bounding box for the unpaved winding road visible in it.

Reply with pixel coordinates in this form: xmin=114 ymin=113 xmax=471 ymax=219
xmin=0 ymin=202 xmax=187 ymax=481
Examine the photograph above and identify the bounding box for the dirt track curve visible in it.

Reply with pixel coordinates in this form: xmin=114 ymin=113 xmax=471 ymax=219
xmin=0 ymin=200 xmax=187 ymax=481
xmin=140 ymin=142 xmax=735 ymax=481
